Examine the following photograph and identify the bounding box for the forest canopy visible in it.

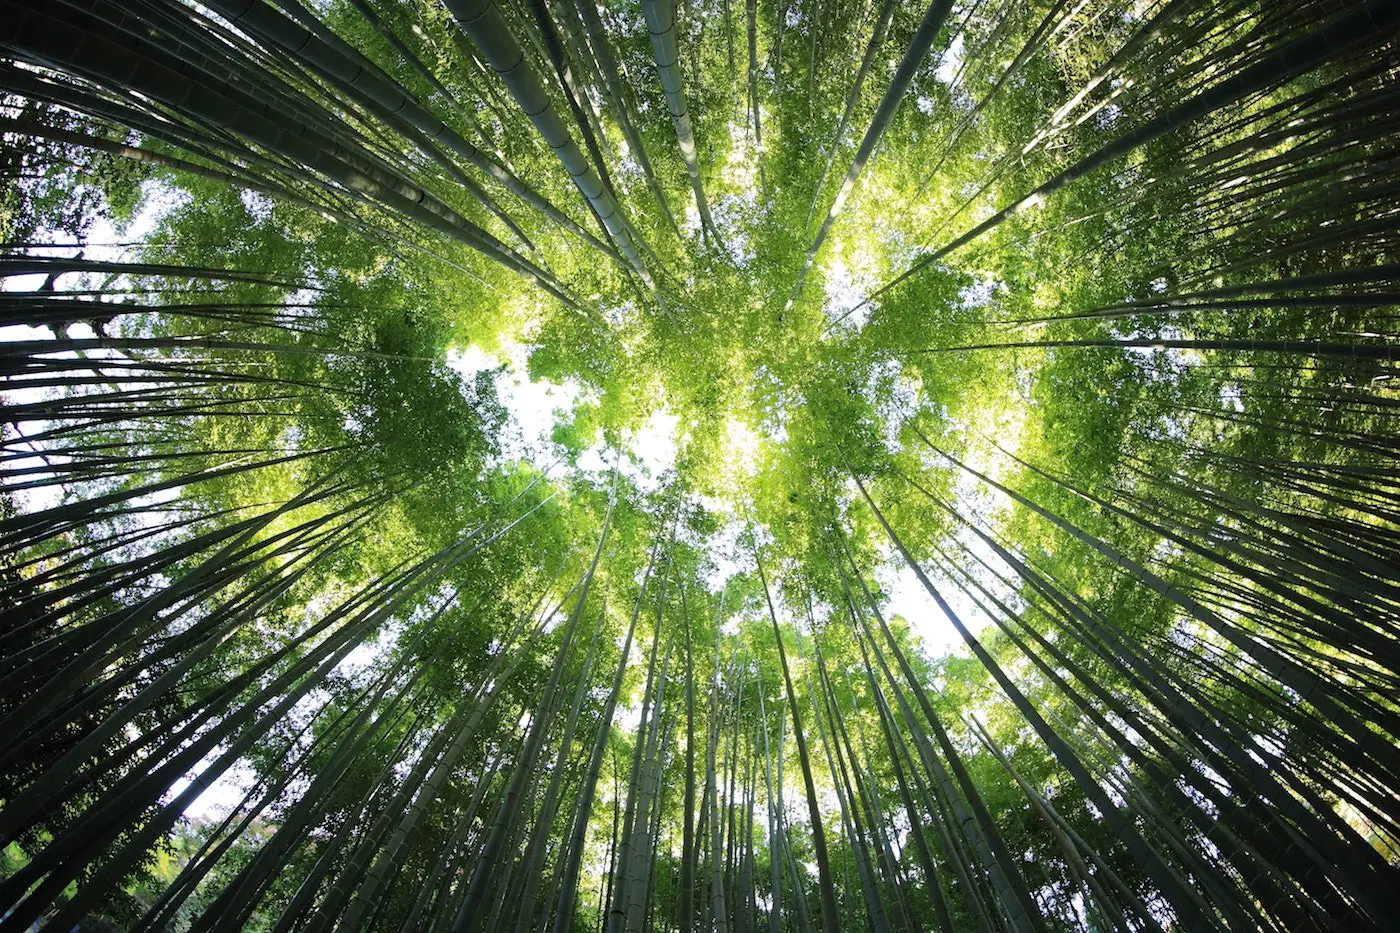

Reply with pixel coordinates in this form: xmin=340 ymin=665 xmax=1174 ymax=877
xmin=2 ymin=0 xmax=1400 ymax=931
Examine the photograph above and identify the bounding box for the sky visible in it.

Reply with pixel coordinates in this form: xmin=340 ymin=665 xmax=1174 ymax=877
xmin=446 ymin=343 xmax=680 ymax=486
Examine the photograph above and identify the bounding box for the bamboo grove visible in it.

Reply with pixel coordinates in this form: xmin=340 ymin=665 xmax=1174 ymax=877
xmin=1 ymin=0 xmax=1399 ymax=929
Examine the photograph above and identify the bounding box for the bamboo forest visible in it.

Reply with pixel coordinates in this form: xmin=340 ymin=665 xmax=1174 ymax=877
xmin=4 ymin=0 xmax=1400 ymax=929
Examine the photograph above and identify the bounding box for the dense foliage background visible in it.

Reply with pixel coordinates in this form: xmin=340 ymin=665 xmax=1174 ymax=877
xmin=2 ymin=0 xmax=1399 ymax=930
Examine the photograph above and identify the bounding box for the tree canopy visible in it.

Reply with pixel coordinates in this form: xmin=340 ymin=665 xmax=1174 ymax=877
xmin=2 ymin=0 xmax=1399 ymax=930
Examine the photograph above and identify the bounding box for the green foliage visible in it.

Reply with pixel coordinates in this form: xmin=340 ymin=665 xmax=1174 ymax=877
xmin=3 ymin=0 xmax=1399 ymax=931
